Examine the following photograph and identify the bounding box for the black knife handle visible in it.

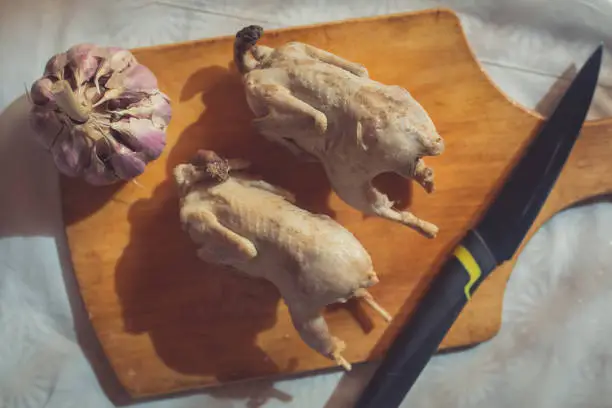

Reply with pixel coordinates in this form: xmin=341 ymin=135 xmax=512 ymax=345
xmin=354 ymin=229 xmax=497 ymax=408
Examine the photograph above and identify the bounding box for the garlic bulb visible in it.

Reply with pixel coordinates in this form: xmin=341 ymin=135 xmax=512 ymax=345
xmin=28 ymin=44 xmax=172 ymax=185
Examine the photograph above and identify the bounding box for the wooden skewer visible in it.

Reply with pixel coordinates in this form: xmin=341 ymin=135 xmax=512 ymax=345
xmin=333 ymin=352 xmax=352 ymax=371
xmin=355 ymin=289 xmax=393 ymax=322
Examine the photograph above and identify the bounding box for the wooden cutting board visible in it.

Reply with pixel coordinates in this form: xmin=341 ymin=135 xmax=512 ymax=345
xmin=60 ymin=8 xmax=612 ymax=399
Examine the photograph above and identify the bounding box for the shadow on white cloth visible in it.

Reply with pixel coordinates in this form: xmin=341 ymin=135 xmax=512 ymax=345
xmin=0 ymin=95 xmax=131 ymax=407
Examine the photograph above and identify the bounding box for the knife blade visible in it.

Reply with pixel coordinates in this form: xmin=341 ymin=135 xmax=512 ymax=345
xmin=354 ymin=44 xmax=603 ymax=408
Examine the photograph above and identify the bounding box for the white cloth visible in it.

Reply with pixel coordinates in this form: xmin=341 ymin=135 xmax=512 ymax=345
xmin=1 ymin=1 xmax=612 ymax=407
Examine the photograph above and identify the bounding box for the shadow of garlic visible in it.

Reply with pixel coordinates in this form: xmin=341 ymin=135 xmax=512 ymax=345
xmin=28 ymin=44 xmax=172 ymax=185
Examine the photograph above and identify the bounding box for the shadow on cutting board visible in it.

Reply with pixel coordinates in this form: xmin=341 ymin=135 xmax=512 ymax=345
xmin=113 ymin=65 xmax=293 ymax=406
xmin=114 ymin=177 xmax=282 ymax=373
xmin=111 ymin=63 xmax=352 ymax=406
xmin=175 ymin=63 xmax=339 ymax=217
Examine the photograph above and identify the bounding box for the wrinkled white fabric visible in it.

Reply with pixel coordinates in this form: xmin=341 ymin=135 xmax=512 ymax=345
xmin=1 ymin=1 xmax=612 ymax=407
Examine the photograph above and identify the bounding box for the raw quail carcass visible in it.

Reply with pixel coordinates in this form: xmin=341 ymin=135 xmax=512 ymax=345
xmin=173 ymin=149 xmax=391 ymax=370
xmin=233 ymin=25 xmax=444 ymax=238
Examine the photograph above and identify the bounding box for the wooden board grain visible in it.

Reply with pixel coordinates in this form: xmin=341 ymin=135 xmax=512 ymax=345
xmin=60 ymin=8 xmax=612 ymax=398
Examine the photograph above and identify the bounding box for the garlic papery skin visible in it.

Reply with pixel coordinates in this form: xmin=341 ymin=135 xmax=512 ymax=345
xmin=28 ymin=43 xmax=172 ymax=185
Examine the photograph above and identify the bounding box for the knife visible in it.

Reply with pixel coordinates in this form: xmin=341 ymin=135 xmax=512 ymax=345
xmin=354 ymin=44 xmax=603 ymax=408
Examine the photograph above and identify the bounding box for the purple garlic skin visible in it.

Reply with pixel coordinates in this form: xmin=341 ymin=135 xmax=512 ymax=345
xmin=29 ymin=43 xmax=172 ymax=185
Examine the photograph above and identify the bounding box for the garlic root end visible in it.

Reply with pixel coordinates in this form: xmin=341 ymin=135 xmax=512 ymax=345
xmin=52 ymin=80 xmax=89 ymax=123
